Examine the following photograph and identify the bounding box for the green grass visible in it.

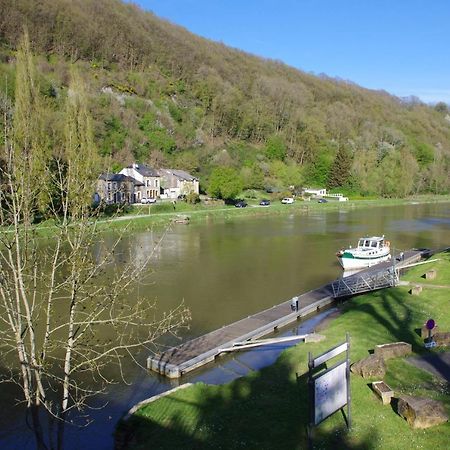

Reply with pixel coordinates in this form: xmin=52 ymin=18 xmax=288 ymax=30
xmin=117 ymin=251 xmax=450 ymax=449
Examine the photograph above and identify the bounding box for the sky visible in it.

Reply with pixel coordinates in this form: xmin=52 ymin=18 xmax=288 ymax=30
xmin=132 ymin=0 xmax=450 ymax=104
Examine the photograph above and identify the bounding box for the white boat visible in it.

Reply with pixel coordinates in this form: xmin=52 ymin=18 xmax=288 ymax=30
xmin=336 ymin=236 xmax=391 ymax=270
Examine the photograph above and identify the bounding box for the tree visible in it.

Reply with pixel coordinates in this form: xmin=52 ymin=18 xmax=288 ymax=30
xmin=208 ymin=167 xmax=243 ymax=200
xmin=0 ymin=35 xmax=189 ymax=449
xmin=265 ymin=134 xmax=286 ymax=161
xmin=434 ymin=101 xmax=448 ymax=114
xmin=327 ymin=144 xmax=353 ymax=189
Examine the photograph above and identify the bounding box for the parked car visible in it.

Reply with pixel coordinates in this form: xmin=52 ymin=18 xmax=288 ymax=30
xmin=234 ymin=200 xmax=248 ymax=208
xmin=259 ymin=199 xmax=270 ymax=206
xmin=281 ymin=197 xmax=294 ymax=204
xmin=141 ymin=198 xmax=157 ymax=204
xmin=318 ymin=198 xmax=328 ymax=203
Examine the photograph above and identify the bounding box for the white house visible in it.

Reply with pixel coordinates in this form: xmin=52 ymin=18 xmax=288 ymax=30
xmin=303 ymin=187 xmax=327 ymax=197
xmin=119 ymin=163 xmax=160 ymax=202
xmin=158 ymin=169 xmax=199 ymax=199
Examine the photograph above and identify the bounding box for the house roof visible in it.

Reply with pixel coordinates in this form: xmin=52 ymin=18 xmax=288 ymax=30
xmin=159 ymin=168 xmax=198 ymax=181
xmin=126 ymin=163 xmax=160 ymax=177
xmin=99 ymin=173 xmax=135 ymax=183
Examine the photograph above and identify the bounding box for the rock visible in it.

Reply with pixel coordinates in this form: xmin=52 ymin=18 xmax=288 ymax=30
xmin=424 ymin=269 xmax=437 ymax=280
xmin=351 ymin=355 xmax=386 ymax=379
xmin=434 ymin=332 xmax=450 ymax=347
xmin=374 ymin=342 xmax=412 ymax=360
xmin=409 ymin=285 xmax=422 ymax=295
xmin=398 ymin=395 xmax=448 ymax=429
xmin=372 ymin=381 xmax=394 ymax=405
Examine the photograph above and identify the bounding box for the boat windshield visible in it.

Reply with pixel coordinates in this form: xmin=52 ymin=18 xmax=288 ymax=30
xmin=358 ymin=240 xmax=364 ymax=247
xmin=364 ymin=240 xmax=370 ymax=247
xmin=371 ymin=241 xmax=377 ymax=247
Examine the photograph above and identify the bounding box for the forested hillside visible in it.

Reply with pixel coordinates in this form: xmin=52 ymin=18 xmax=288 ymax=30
xmin=1 ymin=0 xmax=449 ymax=197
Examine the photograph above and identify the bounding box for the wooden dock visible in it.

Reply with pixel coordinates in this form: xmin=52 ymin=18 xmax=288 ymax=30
xmin=148 ymin=249 xmax=424 ymax=378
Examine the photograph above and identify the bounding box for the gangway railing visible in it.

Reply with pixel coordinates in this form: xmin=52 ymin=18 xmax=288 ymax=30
xmin=331 ymin=266 xmax=398 ymax=298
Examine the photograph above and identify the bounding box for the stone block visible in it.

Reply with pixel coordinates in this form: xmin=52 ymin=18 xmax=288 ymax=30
xmin=372 ymin=381 xmax=394 ymax=405
xmin=424 ymin=269 xmax=437 ymax=280
xmin=351 ymin=355 xmax=386 ymax=379
xmin=374 ymin=342 xmax=412 ymax=360
xmin=409 ymin=285 xmax=422 ymax=295
xmin=398 ymin=395 xmax=448 ymax=429
xmin=434 ymin=332 xmax=450 ymax=347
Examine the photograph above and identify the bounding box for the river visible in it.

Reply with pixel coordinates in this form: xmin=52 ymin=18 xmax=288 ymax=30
xmin=1 ymin=201 xmax=449 ymax=449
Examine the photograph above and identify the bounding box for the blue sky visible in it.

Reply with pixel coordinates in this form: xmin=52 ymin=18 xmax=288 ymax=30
xmin=133 ymin=0 xmax=450 ymax=103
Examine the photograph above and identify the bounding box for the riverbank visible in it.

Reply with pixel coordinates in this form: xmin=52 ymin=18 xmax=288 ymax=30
xmin=117 ymin=251 xmax=450 ymax=449
xmin=98 ymin=194 xmax=450 ymax=233
xmin=11 ymin=194 xmax=449 ymax=238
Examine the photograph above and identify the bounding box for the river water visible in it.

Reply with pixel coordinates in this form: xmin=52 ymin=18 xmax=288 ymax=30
xmin=1 ymin=202 xmax=449 ymax=449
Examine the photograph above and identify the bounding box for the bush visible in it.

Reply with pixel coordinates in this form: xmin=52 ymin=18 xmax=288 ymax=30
xmin=186 ymin=192 xmax=200 ymax=204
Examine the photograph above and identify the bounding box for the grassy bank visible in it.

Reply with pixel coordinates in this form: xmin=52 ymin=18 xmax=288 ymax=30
xmin=99 ymin=194 xmax=450 ymax=233
xmin=117 ymin=251 xmax=450 ymax=449
xmin=8 ymin=194 xmax=449 ymax=238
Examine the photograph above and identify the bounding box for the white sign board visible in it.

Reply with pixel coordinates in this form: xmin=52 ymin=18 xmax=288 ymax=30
xmin=314 ymin=361 xmax=347 ymax=425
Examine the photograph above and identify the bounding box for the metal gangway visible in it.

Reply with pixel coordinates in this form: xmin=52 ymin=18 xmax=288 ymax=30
xmin=331 ymin=264 xmax=398 ymax=298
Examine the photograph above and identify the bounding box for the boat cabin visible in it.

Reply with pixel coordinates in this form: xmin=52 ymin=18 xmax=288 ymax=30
xmin=357 ymin=237 xmax=385 ymax=249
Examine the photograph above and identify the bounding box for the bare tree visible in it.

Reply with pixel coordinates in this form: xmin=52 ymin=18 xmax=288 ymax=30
xmin=0 ymin=33 xmax=190 ymax=449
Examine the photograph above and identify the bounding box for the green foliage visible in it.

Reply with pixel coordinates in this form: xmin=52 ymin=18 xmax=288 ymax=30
xmin=265 ymin=134 xmax=286 ymax=161
xmin=269 ymin=161 xmax=303 ymax=188
xmin=148 ymin=129 xmax=176 ymax=154
xmin=138 ymin=111 xmax=157 ymax=133
xmin=168 ymin=101 xmax=183 ymax=123
xmin=378 ymin=149 xmax=418 ymax=197
xmin=412 ymin=141 xmax=434 ymax=167
xmin=100 ymin=115 xmax=127 ymax=156
xmin=304 ymin=145 xmax=334 ymax=186
xmin=240 ymin=164 xmax=265 ymax=190
xmin=1 ymin=0 xmax=450 ymax=197
xmin=208 ymin=167 xmax=243 ymax=200
xmin=434 ymin=102 xmax=448 ymax=114
xmin=185 ymin=192 xmax=200 ymax=204
xmin=327 ymin=145 xmax=353 ymax=188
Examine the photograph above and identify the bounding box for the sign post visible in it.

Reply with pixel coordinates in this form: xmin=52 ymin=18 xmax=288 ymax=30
xmin=308 ymin=334 xmax=351 ymax=445
xmin=424 ymin=318 xmax=437 ymax=349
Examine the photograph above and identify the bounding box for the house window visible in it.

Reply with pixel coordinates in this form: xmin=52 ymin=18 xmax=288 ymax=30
xmin=146 ymin=180 xmax=150 ymax=187
xmin=107 ymin=182 xmax=111 ymax=190
xmin=155 ymin=179 xmax=158 ymax=188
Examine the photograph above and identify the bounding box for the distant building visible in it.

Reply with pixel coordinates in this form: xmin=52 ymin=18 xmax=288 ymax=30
xmin=119 ymin=163 xmax=160 ymax=202
xmin=96 ymin=173 xmax=136 ymax=204
xmin=97 ymin=164 xmax=199 ymax=204
xmin=158 ymin=169 xmax=199 ymax=199
xmin=303 ymin=187 xmax=327 ymax=197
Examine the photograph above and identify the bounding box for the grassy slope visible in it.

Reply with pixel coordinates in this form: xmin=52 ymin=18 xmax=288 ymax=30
xmin=118 ymin=251 xmax=450 ymax=449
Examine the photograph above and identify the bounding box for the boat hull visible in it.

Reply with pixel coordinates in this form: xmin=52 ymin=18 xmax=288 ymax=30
xmin=337 ymin=253 xmax=391 ymax=270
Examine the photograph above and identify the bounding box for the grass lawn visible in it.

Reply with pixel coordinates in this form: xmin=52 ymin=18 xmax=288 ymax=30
xmin=117 ymin=251 xmax=450 ymax=449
